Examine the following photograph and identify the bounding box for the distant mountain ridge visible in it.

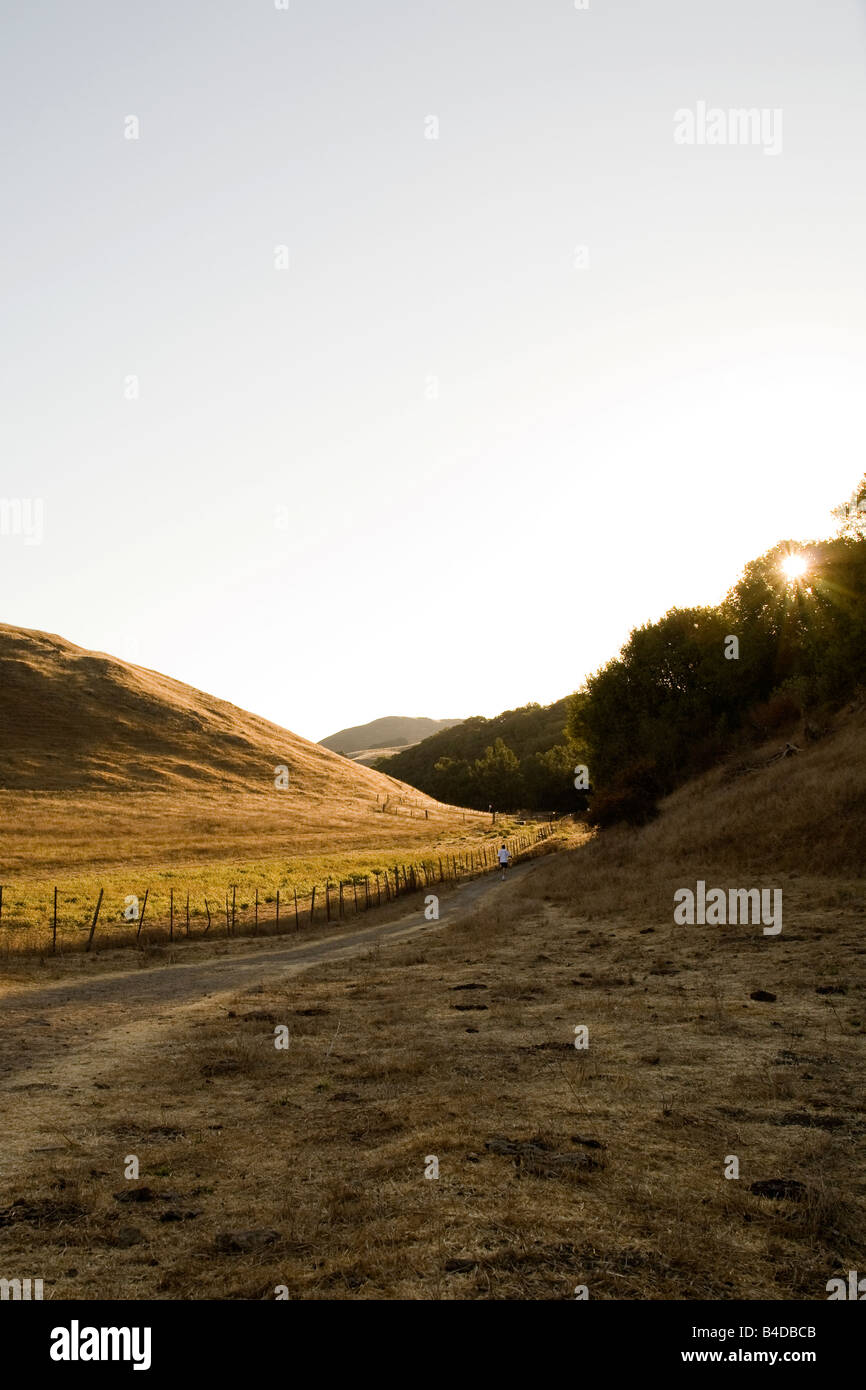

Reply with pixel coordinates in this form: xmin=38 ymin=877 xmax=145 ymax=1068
xmin=320 ymin=715 xmax=462 ymax=757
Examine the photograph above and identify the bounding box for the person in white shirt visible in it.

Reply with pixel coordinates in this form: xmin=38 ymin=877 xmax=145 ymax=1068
xmin=497 ymin=844 xmax=510 ymax=879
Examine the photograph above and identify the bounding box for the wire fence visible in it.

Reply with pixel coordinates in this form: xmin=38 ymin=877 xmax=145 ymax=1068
xmin=0 ymin=823 xmax=556 ymax=956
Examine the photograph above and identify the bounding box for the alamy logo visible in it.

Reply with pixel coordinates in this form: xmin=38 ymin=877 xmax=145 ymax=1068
xmin=0 ymin=498 xmax=44 ymax=545
xmin=674 ymin=101 xmax=783 ymax=156
xmin=674 ymin=881 xmax=782 ymax=935
xmin=50 ymin=1321 xmax=152 ymax=1371
xmin=827 ymin=1271 xmax=866 ymax=1299
xmin=0 ymin=1277 xmax=43 ymax=1300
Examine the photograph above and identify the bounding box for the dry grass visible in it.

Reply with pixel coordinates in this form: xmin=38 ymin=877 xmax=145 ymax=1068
xmin=0 ymin=623 xmax=487 ymax=879
xmin=538 ymin=706 xmax=866 ymax=928
xmin=0 ymin=623 xmax=501 ymax=955
xmin=3 ymin=884 xmax=861 ymax=1301
xmin=0 ymin=827 xmax=534 ymax=959
xmin=1 ymin=709 xmax=862 ymax=1299
xmin=2 ymin=647 xmax=863 ymax=1300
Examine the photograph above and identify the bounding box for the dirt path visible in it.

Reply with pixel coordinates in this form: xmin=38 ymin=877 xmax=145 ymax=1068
xmin=0 ymin=864 xmax=529 ymax=1176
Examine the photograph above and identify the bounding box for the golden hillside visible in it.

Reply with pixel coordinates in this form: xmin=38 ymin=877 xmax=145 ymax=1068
xmin=0 ymin=625 xmax=480 ymax=875
xmin=0 ymin=624 xmax=407 ymax=797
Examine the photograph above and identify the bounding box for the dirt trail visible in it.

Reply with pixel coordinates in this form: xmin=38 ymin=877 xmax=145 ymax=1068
xmin=0 ymin=864 xmax=530 ymax=1177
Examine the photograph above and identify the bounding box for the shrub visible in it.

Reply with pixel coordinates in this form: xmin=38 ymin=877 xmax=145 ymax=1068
xmin=587 ymin=760 xmax=662 ymax=828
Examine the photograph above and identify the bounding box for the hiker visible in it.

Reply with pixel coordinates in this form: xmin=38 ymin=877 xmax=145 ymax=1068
xmin=497 ymin=843 xmax=511 ymax=880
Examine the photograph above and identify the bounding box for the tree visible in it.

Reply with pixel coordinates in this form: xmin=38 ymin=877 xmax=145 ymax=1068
xmin=832 ymin=473 xmax=866 ymax=539
xmin=522 ymin=743 xmax=581 ymax=811
xmin=430 ymin=756 xmax=474 ymax=807
xmin=471 ymin=739 xmax=523 ymax=810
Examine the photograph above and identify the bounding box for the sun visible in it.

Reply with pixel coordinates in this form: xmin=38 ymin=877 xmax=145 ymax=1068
xmin=781 ymin=552 xmax=809 ymax=582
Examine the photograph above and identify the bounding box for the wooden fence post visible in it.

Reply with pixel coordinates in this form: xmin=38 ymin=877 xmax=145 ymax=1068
xmin=169 ymin=887 xmax=174 ymax=941
xmin=85 ymin=888 xmax=104 ymax=952
xmin=310 ymin=885 xmax=316 ymax=925
xmin=255 ymin=887 xmax=259 ymax=931
xmin=375 ymin=871 xmax=381 ymax=906
xmin=204 ymin=898 xmax=211 ymax=932
xmin=276 ymin=889 xmax=280 ymax=929
xmin=137 ymin=888 xmax=149 ymax=939
xmin=52 ymin=886 xmax=58 ymax=954
xmin=326 ymin=881 xmax=331 ymax=922
xmin=339 ymin=881 xmax=344 ymax=919
xmin=231 ymin=885 xmax=237 ymax=934
xmin=294 ymin=887 xmax=299 ymax=931
xmin=186 ymin=890 xmax=190 ymax=937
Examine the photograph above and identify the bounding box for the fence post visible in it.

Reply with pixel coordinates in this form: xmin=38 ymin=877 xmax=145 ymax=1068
xmin=231 ymin=885 xmax=237 ymax=934
xmin=186 ymin=890 xmax=190 ymax=937
xmin=204 ymin=898 xmax=211 ymax=932
xmin=85 ymin=887 xmax=104 ymax=952
xmin=310 ymin=886 xmax=316 ymax=926
xmin=326 ymin=881 xmax=331 ymax=922
xmin=52 ymin=886 xmax=58 ymax=954
xmin=255 ymin=886 xmax=259 ymax=931
xmin=294 ymin=887 xmax=299 ymax=931
xmin=276 ymin=889 xmax=280 ymax=929
xmin=438 ymin=857 xmax=444 ymax=882
xmin=169 ymin=888 xmax=174 ymax=941
xmin=339 ymin=881 xmax=344 ymax=919
xmin=137 ymin=888 xmax=149 ymax=939
xmin=375 ymin=871 xmax=381 ymax=906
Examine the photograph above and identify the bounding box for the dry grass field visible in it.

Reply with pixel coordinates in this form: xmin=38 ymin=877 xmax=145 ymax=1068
xmin=0 ymin=624 xmax=495 ymax=954
xmin=1 ymin=708 xmax=863 ymax=1300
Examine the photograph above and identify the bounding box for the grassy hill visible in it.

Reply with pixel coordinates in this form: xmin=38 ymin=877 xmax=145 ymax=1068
xmin=320 ymin=715 xmax=462 ymax=757
xmin=0 ymin=625 xmax=485 ymax=886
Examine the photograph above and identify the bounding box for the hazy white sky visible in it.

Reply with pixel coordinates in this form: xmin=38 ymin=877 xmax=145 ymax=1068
xmin=3 ymin=0 xmax=865 ymax=741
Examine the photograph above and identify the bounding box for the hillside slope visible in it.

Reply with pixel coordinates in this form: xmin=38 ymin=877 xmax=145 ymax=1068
xmin=377 ymin=697 xmax=574 ymax=809
xmin=538 ymin=700 xmax=866 ymax=919
xmin=320 ymin=715 xmax=462 ymax=756
xmin=0 ymin=625 xmax=411 ymax=800
xmin=0 ymin=625 xmax=479 ymax=875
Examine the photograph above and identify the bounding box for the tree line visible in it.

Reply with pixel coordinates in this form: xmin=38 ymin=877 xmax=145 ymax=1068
xmin=380 ymin=476 xmax=866 ymax=825
xmin=568 ymin=474 xmax=866 ymax=824
xmin=376 ymin=699 xmax=579 ymax=812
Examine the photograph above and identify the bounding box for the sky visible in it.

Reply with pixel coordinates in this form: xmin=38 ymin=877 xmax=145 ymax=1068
xmin=2 ymin=0 xmax=866 ymax=742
